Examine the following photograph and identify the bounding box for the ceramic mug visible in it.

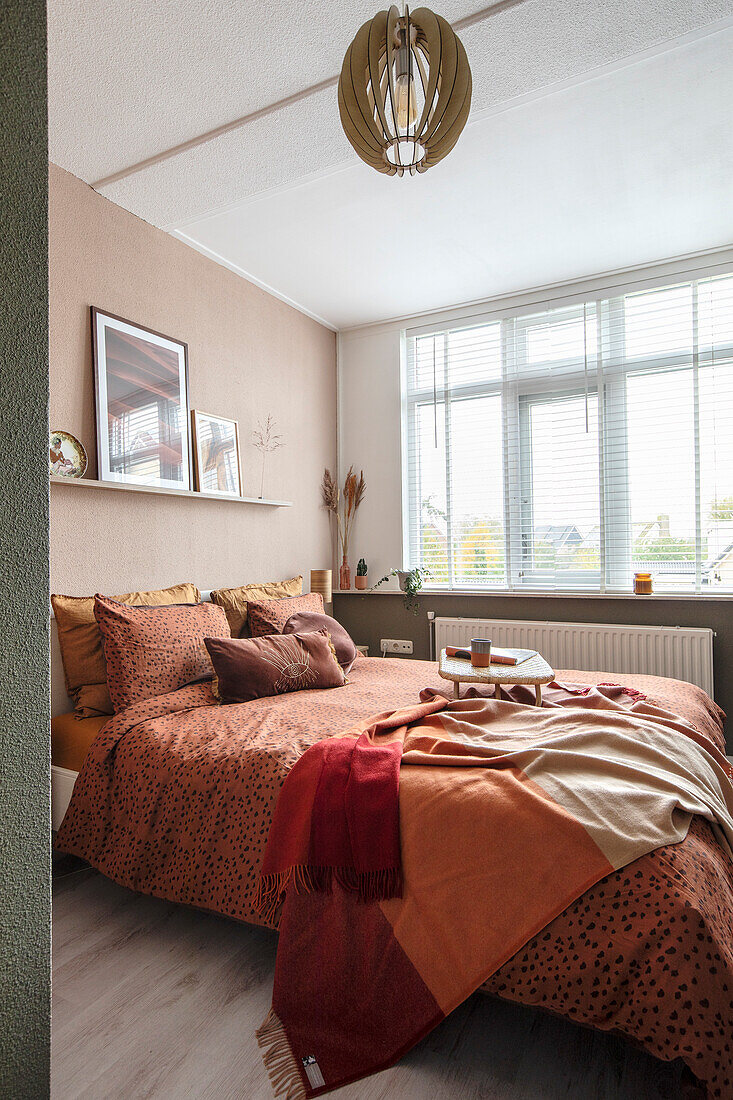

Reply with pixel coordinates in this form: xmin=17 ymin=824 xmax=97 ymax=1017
xmin=470 ymin=638 xmax=492 ymax=667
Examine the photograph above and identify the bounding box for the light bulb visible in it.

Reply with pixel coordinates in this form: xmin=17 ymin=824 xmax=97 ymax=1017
xmin=395 ymin=73 xmax=418 ymax=130
xmin=394 ymin=46 xmax=418 ymax=131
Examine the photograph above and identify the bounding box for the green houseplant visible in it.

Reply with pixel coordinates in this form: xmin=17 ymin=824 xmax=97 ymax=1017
xmin=355 ymin=558 xmax=368 ymax=589
xmin=373 ymin=567 xmax=431 ymax=614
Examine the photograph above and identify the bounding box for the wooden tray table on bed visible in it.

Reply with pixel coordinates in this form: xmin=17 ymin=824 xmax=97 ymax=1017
xmin=438 ymin=648 xmax=555 ymax=704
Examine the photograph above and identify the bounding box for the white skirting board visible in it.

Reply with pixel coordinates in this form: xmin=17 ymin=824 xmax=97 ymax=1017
xmin=52 ymin=764 xmax=78 ymax=832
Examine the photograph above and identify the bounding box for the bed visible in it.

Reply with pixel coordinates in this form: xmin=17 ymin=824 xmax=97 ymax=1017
xmin=54 ymin=655 xmax=733 ymax=1098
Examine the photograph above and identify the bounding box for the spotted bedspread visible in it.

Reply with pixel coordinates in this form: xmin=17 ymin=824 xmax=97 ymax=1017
xmin=55 ymin=658 xmax=732 ymax=1097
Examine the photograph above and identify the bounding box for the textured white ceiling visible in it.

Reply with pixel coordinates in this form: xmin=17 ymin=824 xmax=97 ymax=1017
xmin=48 ymin=0 xmax=733 ymax=328
xmin=48 ymin=0 xmax=470 ymax=183
xmin=51 ymin=0 xmax=732 ymax=202
xmin=173 ymin=24 xmax=733 ymax=329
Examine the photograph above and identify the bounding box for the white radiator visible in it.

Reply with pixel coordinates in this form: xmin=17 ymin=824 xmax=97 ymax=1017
xmin=432 ymin=617 xmax=714 ymax=699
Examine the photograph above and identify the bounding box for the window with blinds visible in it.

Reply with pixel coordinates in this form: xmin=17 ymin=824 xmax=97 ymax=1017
xmin=403 ymin=273 xmax=733 ymax=593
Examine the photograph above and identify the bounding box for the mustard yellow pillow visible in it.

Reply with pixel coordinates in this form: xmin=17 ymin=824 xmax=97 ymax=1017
xmin=210 ymin=575 xmax=302 ymax=637
xmin=52 ymin=581 xmax=201 ymax=717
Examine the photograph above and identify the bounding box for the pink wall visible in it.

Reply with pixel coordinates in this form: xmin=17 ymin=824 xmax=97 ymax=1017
xmin=49 ymin=161 xmax=336 ymax=606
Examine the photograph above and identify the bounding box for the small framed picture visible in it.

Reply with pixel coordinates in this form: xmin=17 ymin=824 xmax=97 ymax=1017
xmin=91 ymin=307 xmax=192 ymax=490
xmin=191 ymin=410 xmax=242 ymax=498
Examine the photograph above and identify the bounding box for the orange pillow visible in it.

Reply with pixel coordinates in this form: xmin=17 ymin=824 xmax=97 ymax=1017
xmin=94 ymin=595 xmax=230 ymax=712
xmin=210 ymin=575 xmax=302 ymax=637
xmin=52 ymin=582 xmax=201 ymax=717
xmin=247 ymin=593 xmax=324 ymax=637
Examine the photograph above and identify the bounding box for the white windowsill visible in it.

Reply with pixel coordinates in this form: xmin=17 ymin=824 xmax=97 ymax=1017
xmin=333 ymin=588 xmax=733 ymax=601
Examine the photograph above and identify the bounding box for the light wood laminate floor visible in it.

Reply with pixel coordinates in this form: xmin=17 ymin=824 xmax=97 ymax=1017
xmin=53 ymin=870 xmax=689 ymax=1099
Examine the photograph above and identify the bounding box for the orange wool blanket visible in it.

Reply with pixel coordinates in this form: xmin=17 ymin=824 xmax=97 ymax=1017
xmin=257 ymin=686 xmax=733 ymax=1098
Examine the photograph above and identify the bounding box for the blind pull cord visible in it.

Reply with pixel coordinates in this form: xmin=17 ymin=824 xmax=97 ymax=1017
xmin=583 ymin=302 xmax=589 ymax=433
xmin=433 ymin=334 xmax=438 ymax=448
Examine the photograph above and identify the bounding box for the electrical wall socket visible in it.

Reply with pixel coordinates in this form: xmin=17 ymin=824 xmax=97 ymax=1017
xmin=380 ymin=638 xmax=413 ymax=655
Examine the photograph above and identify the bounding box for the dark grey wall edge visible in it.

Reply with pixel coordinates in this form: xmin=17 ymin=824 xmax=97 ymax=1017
xmin=334 ymin=593 xmax=731 ymax=747
xmin=0 ymin=1 xmax=51 ymax=1095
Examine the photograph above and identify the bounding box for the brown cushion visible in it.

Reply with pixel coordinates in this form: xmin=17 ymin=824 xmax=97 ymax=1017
xmin=204 ymin=629 xmax=344 ymax=704
xmin=52 ymin=582 xmax=201 ymax=717
xmin=248 ymin=593 xmax=324 ymax=637
xmin=283 ymin=610 xmax=357 ymax=672
xmin=210 ymin=575 xmax=302 ymax=638
xmin=94 ymin=595 xmax=231 ymax=713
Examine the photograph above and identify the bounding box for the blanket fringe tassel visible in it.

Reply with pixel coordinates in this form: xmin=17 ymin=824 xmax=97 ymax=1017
xmin=255 ymin=866 xmax=403 ymax=924
xmin=256 ymin=1007 xmax=307 ymax=1099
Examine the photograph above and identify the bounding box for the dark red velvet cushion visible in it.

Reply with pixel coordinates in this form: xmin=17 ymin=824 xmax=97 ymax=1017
xmin=204 ymin=628 xmax=345 ymax=704
xmin=283 ymin=611 xmax=358 ymax=672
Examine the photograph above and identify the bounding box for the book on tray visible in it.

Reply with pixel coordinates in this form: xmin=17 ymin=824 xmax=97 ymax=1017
xmin=444 ymin=646 xmax=537 ymax=666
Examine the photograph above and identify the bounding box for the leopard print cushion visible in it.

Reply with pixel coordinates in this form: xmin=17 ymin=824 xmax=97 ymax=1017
xmin=247 ymin=593 xmax=324 ymax=637
xmin=94 ymin=595 xmax=231 ymax=712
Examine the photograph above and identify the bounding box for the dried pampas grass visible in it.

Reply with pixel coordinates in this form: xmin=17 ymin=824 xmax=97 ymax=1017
xmin=321 ymin=466 xmax=366 ymax=558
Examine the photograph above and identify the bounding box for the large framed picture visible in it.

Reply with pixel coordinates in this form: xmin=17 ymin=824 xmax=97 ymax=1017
xmin=91 ymin=307 xmax=192 ymax=490
xmin=191 ymin=410 xmax=242 ymax=498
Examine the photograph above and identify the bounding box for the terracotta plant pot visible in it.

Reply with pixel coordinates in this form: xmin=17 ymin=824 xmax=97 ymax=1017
xmin=355 ymin=575 xmax=368 ymax=590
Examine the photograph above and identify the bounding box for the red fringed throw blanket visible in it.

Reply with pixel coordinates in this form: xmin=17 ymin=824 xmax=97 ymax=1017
xmin=256 ymin=687 xmax=733 ymax=1099
xmin=256 ymin=699 xmax=445 ymax=924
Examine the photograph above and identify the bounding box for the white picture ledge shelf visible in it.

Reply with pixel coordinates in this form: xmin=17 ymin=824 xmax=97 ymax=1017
xmin=50 ymin=475 xmax=292 ymax=507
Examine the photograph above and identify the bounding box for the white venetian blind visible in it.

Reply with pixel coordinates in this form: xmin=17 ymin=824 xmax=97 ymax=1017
xmin=404 ymin=272 xmax=733 ymax=593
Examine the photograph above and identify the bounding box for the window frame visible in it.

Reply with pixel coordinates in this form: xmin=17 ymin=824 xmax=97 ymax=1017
xmin=403 ymin=276 xmax=733 ymax=595
xmin=516 ymin=386 xmax=603 ymax=590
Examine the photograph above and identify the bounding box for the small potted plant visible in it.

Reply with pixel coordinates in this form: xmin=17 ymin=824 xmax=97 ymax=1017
xmin=355 ymin=558 xmax=368 ymax=589
xmin=374 ymin=567 xmax=431 ymax=614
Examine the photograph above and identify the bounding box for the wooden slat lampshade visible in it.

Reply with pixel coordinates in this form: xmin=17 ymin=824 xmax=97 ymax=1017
xmin=310 ymin=569 xmax=333 ymax=604
xmin=338 ymin=4 xmax=472 ymax=177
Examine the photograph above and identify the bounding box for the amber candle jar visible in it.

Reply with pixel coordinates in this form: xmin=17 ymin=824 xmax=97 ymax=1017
xmin=634 ymin=572 xmax=653 ymax=595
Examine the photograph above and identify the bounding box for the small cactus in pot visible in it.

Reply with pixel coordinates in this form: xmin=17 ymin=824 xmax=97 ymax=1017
xmin=355 ymin=558 xmax=368 ymax=589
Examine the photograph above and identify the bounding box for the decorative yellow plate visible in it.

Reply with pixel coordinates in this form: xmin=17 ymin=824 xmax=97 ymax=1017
xmin=50 ymin=430 xmax=87 ymax=478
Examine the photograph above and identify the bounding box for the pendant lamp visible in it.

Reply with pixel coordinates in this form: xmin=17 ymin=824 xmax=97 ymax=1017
xmin=338 ymin=5 xmax=472 ymax=176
